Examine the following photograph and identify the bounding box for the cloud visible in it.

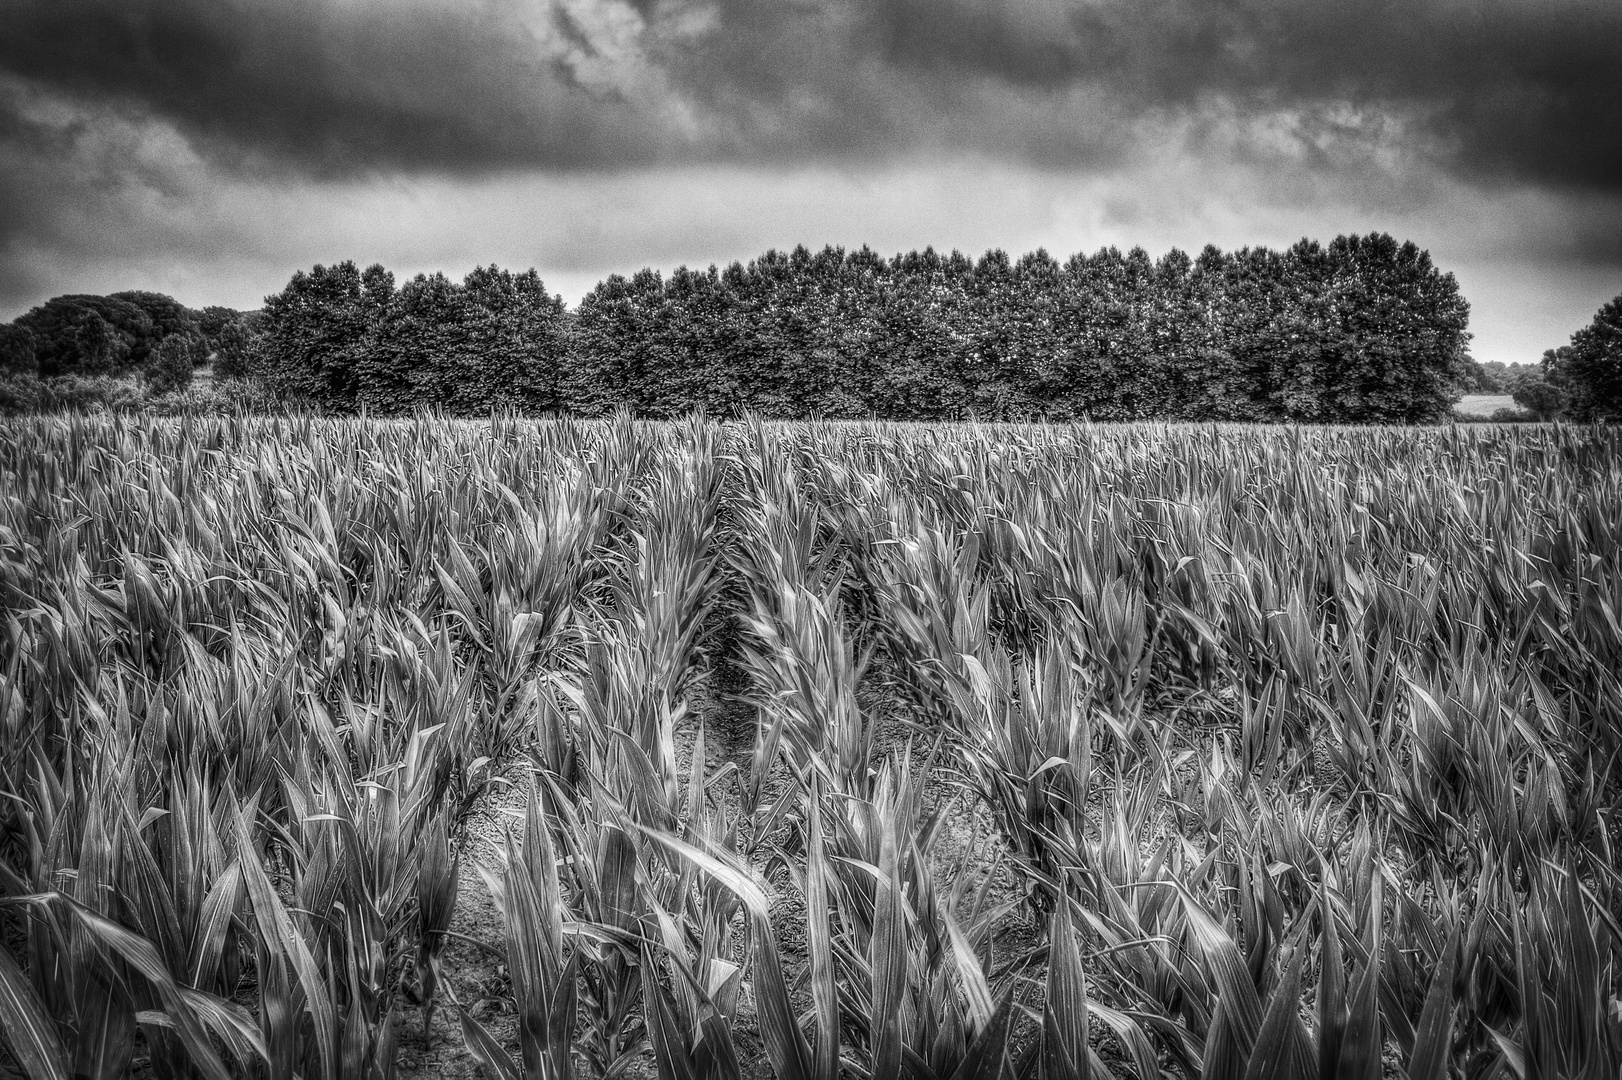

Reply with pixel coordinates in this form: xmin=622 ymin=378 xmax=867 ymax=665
xmin=862 ymin=0 xmax=1622 ymax=191
xmin=1 ymin=0 xmax=1618 ymax=368
xmin=1 ymin=0 xmax=1618 ymax=189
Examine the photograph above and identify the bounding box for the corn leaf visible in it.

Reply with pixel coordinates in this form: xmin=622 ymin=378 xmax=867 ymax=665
xmin=1404 ymin=919 xmax=1458 ymax=1080
xmin=0 ymin=942 xmax=69 ymax=1080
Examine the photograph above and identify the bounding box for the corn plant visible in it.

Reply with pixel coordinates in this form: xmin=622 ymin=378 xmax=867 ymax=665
xmin=4 ymin=414 xmax=1622 ymax=1080
xmin=459 ymin=792 xmax=580 ymax=1080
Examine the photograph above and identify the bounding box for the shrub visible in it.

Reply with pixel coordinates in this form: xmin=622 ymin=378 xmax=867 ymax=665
xmin=0 ymin=374 xmax=148 ymax=413
xmin=0 ymin=370 xmax=49 ymax=413
xmin=147 ymin=375 xmax=288 ymax=415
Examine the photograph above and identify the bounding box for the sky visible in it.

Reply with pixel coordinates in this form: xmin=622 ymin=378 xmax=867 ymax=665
xmin=3 ymin=0 xmax=1620 ymax=367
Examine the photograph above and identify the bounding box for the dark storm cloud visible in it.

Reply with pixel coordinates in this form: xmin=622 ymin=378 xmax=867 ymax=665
xmin=0 ymin=0 xmax=675 ymax=174
xmin=2 ymin=0 xmax=1619 ymax=189
xmin=863 ymin=0 xmax=1622 ymax=191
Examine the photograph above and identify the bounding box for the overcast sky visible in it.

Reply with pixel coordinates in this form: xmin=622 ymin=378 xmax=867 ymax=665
xmin=3 ymin=0 xmax=1620 ymax=366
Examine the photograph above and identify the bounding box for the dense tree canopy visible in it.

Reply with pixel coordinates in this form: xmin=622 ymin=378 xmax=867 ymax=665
xmin=11 ymin=294 xmax=153 ymax=377
xmin=359 ymin=265 xmax=571 ymax=414
xmin=5 ymin=290 xmax=221 ymax=381
xmin=565 ymin=234 xmax=1473 ymax=423
xmin=2 ymin=234 xmax=1492 ymax=422
xmin=253 ymin=262 xmax=571 ymax=413
xmin=1550 ymin=295 xmax=1622 ymax=422
xmin=255 ymin=261 xmax=393 ymax=409
xmin=108 ymin=291 xmax=200 ymax=365
xmin=0 ymin=324 xmax=35 ymax=374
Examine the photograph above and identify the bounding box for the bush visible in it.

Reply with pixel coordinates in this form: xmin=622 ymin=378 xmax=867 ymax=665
xmin=0 ymin=373 xmax=149 ymax=414
xmin=0 ymin=370 xmax=49 ymax=413
xmin=147 ymin=376 xmax=288 ymax=416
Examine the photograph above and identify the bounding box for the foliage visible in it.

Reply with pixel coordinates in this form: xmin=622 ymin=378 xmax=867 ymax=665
xmin=0 ymin=369 xmax=48 ymax=413
xmin=212 ymin=320 xmax=254 ymax=379
xmin=0 ymin=371 xmax=150 ymax=413
xmin=255 ymin=263 xmax=570 ymax=414
xmin=2 ymin=412 xmax=1619 ymax=1077
xmin=144 ymin=333 xmax=203 ymax=394
xmin=1512 ymin=379 xmax=1566 ymax=420
xmin=0 ymin=323 xmax=36 ymax=375
xmin=197 ymin=306 xmax=266 ymax=381
xmin=1472 ymin=360 xmax=1544 ymax=395
xmin=109 ymin=291 xmax=201 ymax=359
xmin=245 ymin=235 xmax=1472 ymax=422
xmin=10 ymin=291 xmax=211 ymax=382
xmin=12 ymin=294 xmax=152 ymax=376
xmin=1551 ymin=295 xmax=1622 ymax=422
xmin=255 ymin=261 xmax=390 ymax=409
xmin=197 ymin=305 xmax=243 ymax=346
xmin=567 ymin=235 xmax=1473 ymax=423
xmin=144 ymin=376 xmax=287 ymax=416
xmin=358 ymin=265 xmax=571 ymax=414
xmin=73 ymin=312 xmax=122 ymax=375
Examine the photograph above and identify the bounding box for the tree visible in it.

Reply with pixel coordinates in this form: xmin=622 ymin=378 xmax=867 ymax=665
xmin=0 ymin=323 xmax=36 ymax=375
xmin=349 ymin=264 xmax=570 ymax=415
xmin=14 ymin=295 xmax=151 ymax=376
xmin=227 ymin=237 xmax=1481 ymax=421
xmin=74 ymin=313 xmax=122 ymax=375
xmin=257 ymin=262 xmax=391 ymax=410
xmin=197 ymin=305 xmax=242 ymax=349
xmin=1551 ymin=295 xmax=1622 ymax=422
xmin=1312 ymin=234 xmax=1473 ymax=423
xmin=1512 ymin=379 xmax=1565 ymax=420
xmin=145 ymin=332 xmax=204 ymax=394
xmin=109 ymin=291 xmax=200 ymax=365
xmin=213 ymin=321 xmax=253 ymax=379
xmin=573 ymin=268 xmax=700 ymax=417
xmin=1460 ymin=358 xmax=1500 ymax=393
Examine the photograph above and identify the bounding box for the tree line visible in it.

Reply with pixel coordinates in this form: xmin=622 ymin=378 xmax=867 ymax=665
xmin=3 ymin=233 xmax=1617 ymax=422
xmin=247 ymin=234 xmax=1476 ymax=423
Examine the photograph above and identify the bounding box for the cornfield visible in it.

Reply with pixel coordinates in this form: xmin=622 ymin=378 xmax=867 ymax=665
xmin=1 ymin=413 xmax=1619 ymax=1080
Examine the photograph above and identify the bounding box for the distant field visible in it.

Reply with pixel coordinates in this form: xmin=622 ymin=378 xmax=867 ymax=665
xmin=1455 ymin=393 xmax=1517 ymax=416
